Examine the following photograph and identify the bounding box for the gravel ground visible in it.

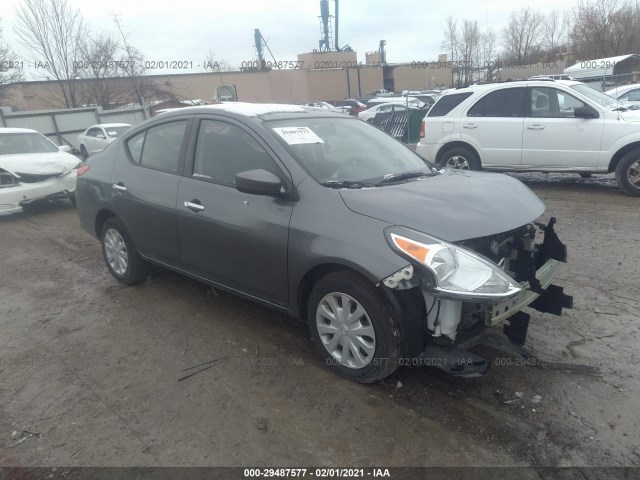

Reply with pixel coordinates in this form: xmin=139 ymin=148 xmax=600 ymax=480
xmin=0 ymin=173 xmax=638 ymax=468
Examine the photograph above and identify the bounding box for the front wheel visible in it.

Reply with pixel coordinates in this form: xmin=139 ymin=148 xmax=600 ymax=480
xmin=308 ymin=270 xmax=400 ymax=383
xmin=101 ymin=217 xmax=147 ymax=284
xmin=615 ymin=149 xmax=640 ymax=196
xmin=439 ymin=146 xmax=480 ymax=170
xmin=80 ymin=145 xmax=88 ymax=160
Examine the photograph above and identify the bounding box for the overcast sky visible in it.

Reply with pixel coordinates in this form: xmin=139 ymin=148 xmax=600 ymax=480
xmin=3 ymin=0 xmax=578 ymax=79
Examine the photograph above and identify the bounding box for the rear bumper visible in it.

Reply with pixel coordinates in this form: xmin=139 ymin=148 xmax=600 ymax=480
xmin=0 ymin=170 xmax=77 ymax=215
xmin=415 ymin=142 xmax=436 ymax=162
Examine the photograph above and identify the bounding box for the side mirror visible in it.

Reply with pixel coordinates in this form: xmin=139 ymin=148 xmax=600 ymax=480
xmin=574 ymin=106 xmax=599 ymax=119
xmin=235 ymin=169 xmax=283 ymax=196
xmin=96 ymin=134 xmax=106 ymax=139
xmin=58 ymin=145 xmax=73 ymax=153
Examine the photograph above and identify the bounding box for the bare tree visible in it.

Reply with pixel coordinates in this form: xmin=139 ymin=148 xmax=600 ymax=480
xmin=542 ymin=10 xmax=570 ymax=59
xmin=481 ymin=29 xmax=497 ymax=82
xmin=14 ymin=0 xmax=85 ymax=108
xmin=78 ymin=33 xmax=126 ymax=108
xmin=458 ymin=19 xmax=480 ymax=85
xmin=441 ymin=17 xmax=458 ymax=85
xmin=571 ymin=0 xmax=640 ymax=59
xmin=502 ymin=8 xmax=544 ymax=65
xmin=0 ymin=19 xmax=23 ymax=102
xmin=112 ymin=15 xmax=177 ymax=106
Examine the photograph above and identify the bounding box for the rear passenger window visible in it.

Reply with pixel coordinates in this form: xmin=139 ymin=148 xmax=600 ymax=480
xmin=126 ymin=131 xmax=145 ymax=163
xmin=126 ymin=121 xmax=188 ymax=172
xmin=467 ymin=88 xmax=525 ymax=117
xmin=427 ymin=92 xmax=473 ymax=117
xmin=193 ymin=120 xmax=279 ymax=185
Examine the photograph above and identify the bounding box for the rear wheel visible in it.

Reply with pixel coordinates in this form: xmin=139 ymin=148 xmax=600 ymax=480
xmin=308 ymin=270 xmax=400 ymax=383
xmin=439 ymin=146 xmax=480 ymax=170
xmin=101 ymin=217 xmax=147 ymax=284
xmin=615 ymin=149 xmax=640 ymax=196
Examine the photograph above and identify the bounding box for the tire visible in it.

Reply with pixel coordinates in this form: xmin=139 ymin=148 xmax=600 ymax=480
xmin=308 ymin=270 xmax=400 ymax=383
xmin=439 ymin=146 xmax=480 ymax=170
xmin=80 ymin=145 xmax=88 ymax=160
xmin=68 ymin=192 xmax=76 ymax=206
xmin=101 ymin=217 xmax=147 ymax=285
xmin=579 ymin=173 xmax=592 ymax=178
xmin=615 ymin=149 xmax=640 ymax=196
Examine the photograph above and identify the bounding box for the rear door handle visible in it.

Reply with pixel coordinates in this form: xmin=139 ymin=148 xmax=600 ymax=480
xmin=112 ymin=182 xmax=127 ymax=192
xmin=462 ymin=123 xmax=477 ymax=129
xmin=527 ymin=124 xmax=545 ymax=130
xmin=184 ymin=200 xmax=205 ymax=212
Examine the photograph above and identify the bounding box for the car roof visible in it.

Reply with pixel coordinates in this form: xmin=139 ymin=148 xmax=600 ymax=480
xmin=447 ymin=79 xmax=584 ymax=94
xmin=0 ymin=128 xmax=39 ymax=134
xmin=156 ymin=103 xmax=347 ymax=121
xmin=89 ymin=123 xmax=132 ymax=128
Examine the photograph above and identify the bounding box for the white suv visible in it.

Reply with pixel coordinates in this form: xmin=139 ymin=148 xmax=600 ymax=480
xmin=416 ymin=80 xmax=640 ymax=196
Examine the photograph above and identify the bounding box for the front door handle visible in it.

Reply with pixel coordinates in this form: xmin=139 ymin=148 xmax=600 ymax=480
xmin=184 ymin=200 xmax=205 ymax=212
xmin=527 ymin=124 xmax=545 ymax=130
xmin=112 ymin=182 xmax=127 ymax=192
xmin=462 ymin=123 xmax=477 ymax=129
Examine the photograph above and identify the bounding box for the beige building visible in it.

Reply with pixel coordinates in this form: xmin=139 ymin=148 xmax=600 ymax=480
xmin=2 ymin=55 xmax=452 ymax=111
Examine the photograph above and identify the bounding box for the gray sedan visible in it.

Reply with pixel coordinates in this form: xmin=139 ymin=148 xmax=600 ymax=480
xmin=76 ymin=103 xmax=572 ymax=383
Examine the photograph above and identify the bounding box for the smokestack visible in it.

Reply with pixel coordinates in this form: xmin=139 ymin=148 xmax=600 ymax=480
xmin=334 ymin=0 xmax=339 ymax=51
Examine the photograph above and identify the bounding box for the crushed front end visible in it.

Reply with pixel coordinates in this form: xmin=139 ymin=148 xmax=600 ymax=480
xmin=0 ymin=168 xmax=77 ymax=215
xmin=381 ymin=218 xmax=573 ymax=377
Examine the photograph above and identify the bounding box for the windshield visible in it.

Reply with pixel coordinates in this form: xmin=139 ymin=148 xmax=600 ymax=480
xmin=267 ymin=117 xmax=432 ymax=185
xmin=570 ymin=84 xmax=617 ymax=108
xmin=0 ymin=133 xmax=59 ymax=155
xmin=105 ymin=126 xmax=131 ymax=138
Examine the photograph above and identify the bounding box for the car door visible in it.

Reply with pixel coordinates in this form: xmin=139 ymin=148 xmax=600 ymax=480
xmin=177 ymin=116 xmax=293 ymax=306
xmin=95 ymin=127 xmax=109 ymax=152
xmin=110 ymin=117 xmax=192 ymax=267
xmin=464 ymin=87 xmax=526 ymax=167
xmin=522 ymin=86 xmax=604 ymax=169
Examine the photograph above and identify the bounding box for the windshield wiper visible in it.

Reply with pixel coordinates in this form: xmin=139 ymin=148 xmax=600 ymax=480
xmin=321 ymin=180 xmax=376 ymax=189
xmin=376 ymin=170 xmax=438 ymax=185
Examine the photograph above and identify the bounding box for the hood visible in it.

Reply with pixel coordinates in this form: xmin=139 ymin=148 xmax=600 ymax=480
xmin=0 ymin=152 xmax=79 ymax=177
xmin=339 ymin=170 xmax=545 ymax=242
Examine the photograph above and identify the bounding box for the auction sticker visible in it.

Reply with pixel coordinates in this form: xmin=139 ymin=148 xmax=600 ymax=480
xmin=273 ymin=127 xmax=324 ymax=145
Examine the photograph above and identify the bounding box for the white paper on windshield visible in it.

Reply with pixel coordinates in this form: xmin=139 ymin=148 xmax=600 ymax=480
xmin=273 ymin=127 xmax=324 ymax=145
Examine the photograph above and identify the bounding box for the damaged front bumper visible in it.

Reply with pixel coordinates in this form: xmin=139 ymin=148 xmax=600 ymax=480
xmin=0 ymin=169 xmax=77 ymax=215
xmin=381 ymin=218 xmax=573 ymax=377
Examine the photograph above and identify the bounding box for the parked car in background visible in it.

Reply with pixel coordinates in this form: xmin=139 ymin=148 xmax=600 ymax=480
xmin=366 ymin=96 xmax=425 ymax=109
xmin=416 ymin=79 xmax=640 ymax=196
xmin=605 ymin=84 xmax=640 ymax=108
xmin=300 ymin=102 xmax=351 ymax=114
xmin=78 ymin=123 xmax=132 ymax=159
xmin=408 ymin=94 xmax=440 ymax=109
xmin=327 ymin=99 xmax=367 ymax=116
xmin=0 ymin=128 xmax=79 ymax=214
xmin=76 ymin=102 xmax=572 ymax=383
xmin=358 ymin=102 xmax=422 ymax=123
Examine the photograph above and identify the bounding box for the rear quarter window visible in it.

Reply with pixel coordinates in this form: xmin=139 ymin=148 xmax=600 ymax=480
xmin=427 ymin=92 xmax=473 ymax=117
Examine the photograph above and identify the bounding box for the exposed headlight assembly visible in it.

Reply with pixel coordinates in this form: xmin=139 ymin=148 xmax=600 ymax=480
xmin=385 ymin=227 xmax=522 ymax=302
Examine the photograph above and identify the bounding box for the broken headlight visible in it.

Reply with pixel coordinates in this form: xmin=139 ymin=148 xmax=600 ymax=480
xmin=384 ymin=227 xmax=522 ymax=301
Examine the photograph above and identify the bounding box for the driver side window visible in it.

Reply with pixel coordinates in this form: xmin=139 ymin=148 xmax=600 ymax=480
xmin=193 ymin=120 xmax=280 ymax=185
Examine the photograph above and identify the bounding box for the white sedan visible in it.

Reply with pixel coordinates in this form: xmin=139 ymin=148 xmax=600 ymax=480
xmin=358 ymin=102 xmax=419 ymax=123
xmin=605 ymin=84 xmax=640 ymax=108
xmin=77 ymin=123 xmax=132 ymax=159
xmin=0 ymin=128 xmax=80 ymax=215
